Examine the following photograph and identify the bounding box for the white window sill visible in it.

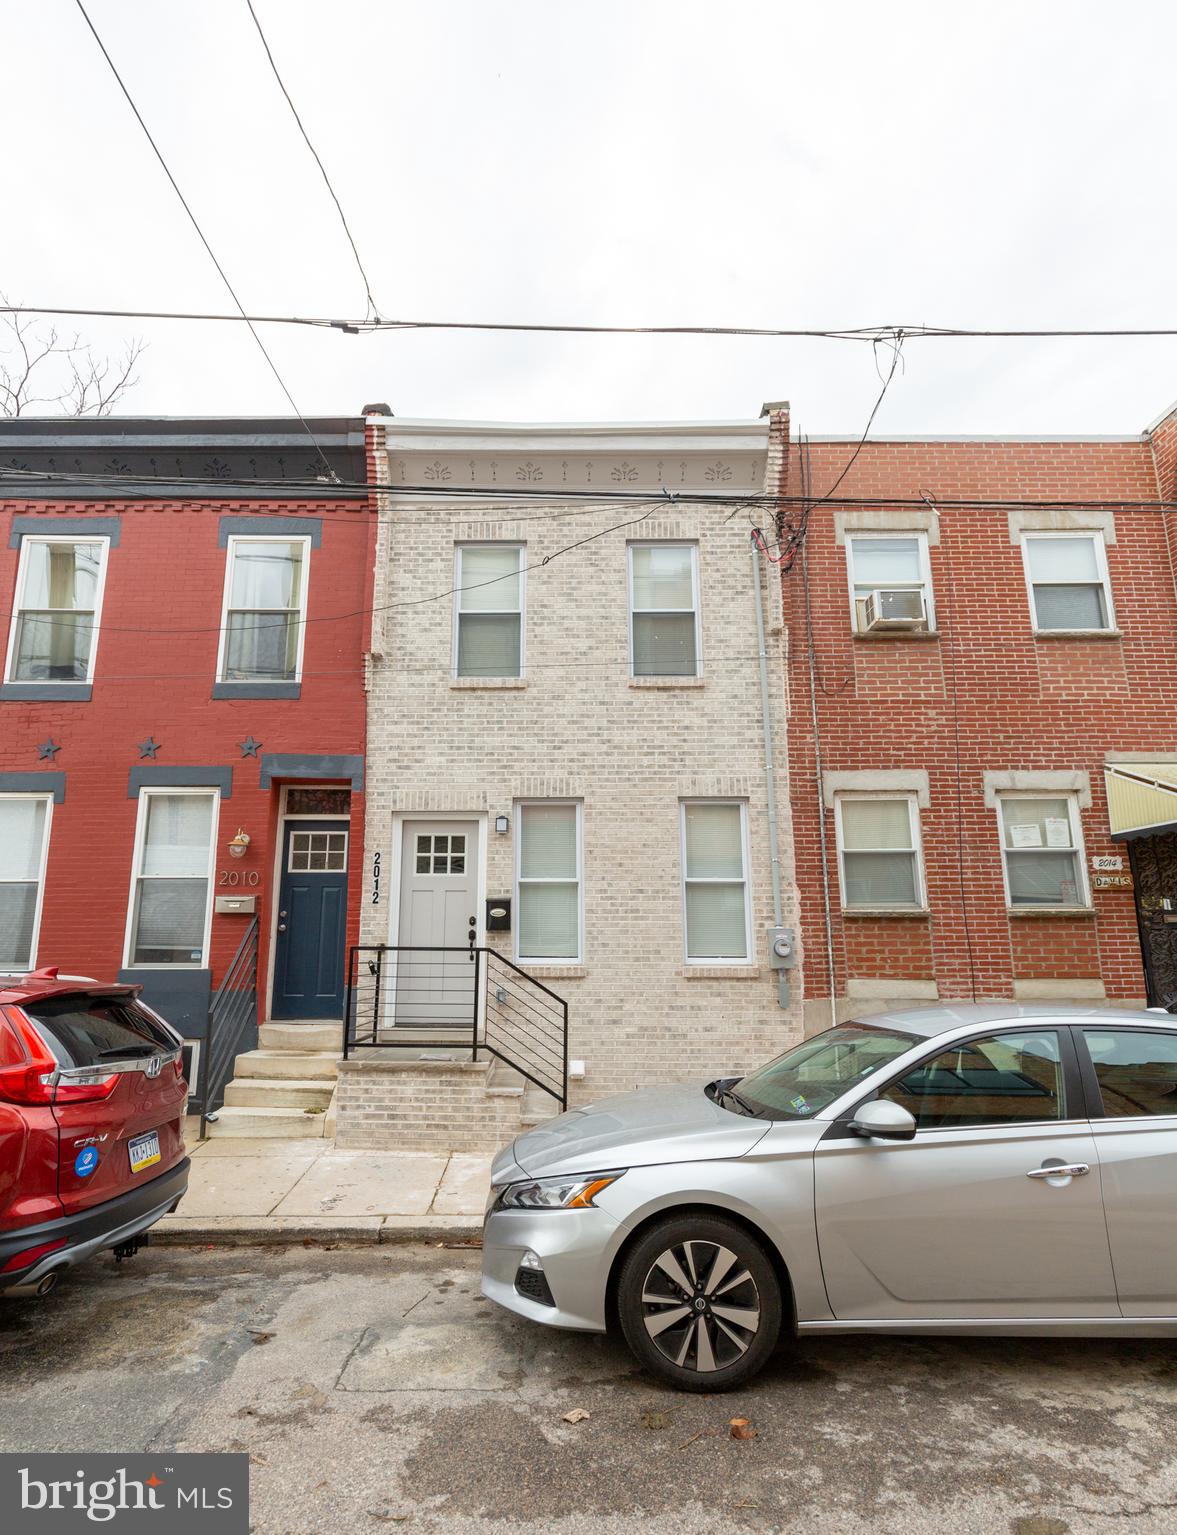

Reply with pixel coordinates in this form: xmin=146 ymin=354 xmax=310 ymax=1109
xmin=450 ymin=677 xmax=527 ymax=689
xmin=1032 ymin=629 xmax=1122 ymax=641
xmin=842 ymin=906 xmax=931 ymax=919
xmin=851 ymin=629 xmax=940 ymax=643
xmin=629 ymin=676 xmax=705 ymax=689
xmin=1006 ymin=905 xmax=1096 ymax=918
xmin=681 ymin=965 xmax=761 ymax=979
xmin=517 ymin=964 xmax=586 ymax=979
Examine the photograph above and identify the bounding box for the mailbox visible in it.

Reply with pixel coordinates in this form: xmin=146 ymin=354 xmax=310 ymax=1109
xmin=215 ymin=894 xmax=257 ymax=915
xmin=485 ymin=897 xmax=512 ymax=932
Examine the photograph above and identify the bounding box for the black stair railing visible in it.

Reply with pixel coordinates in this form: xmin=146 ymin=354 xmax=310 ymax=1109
xmin=199 ymin=916 xmax=260 ymax=1139
xmin=344 ymin=943 xmax=568 ymax=1110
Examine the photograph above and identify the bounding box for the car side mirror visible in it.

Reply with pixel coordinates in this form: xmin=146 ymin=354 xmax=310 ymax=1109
xmin=849 ymin=1099 xmax=917 ymax=1141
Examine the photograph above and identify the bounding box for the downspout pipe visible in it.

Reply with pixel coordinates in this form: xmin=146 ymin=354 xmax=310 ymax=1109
xmin=751 ymin=537 xmax=788 ymax=1008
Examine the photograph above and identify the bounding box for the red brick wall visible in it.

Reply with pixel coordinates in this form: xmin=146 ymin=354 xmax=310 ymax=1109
xmin=777 ymin=427 xmax=1177 ymax=1018
xmin=0 ymin=491 xmax=375 ymax=1026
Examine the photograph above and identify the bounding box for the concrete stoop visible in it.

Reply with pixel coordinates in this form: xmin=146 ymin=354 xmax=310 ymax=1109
xmin=333 ymin=1049 xmax=563 ymax=1153
xmin=207 ymin=1020 xmax=342 ymax=1140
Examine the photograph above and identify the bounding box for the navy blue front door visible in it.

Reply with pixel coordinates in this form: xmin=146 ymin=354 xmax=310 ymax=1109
xmin=272 ymin=820 xmax=349 ymax=1020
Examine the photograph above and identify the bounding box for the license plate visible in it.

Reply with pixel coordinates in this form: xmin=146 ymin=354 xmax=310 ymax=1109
xmin=128 ymin=1131 xmax=161 ymax=1174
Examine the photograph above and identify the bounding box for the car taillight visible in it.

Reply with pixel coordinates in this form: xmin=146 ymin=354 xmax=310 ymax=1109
xmin=0 ymin=1007 xmax=57 ymax=1106
xmin=0 ymin=1007 xmax=118 ymax=1106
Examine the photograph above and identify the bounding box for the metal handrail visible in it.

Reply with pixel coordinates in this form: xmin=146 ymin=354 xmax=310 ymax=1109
xmin=344 ymin=942 xmax=568 ymax=1108
xmin=199 ymin=916 xmax=260 ymax=1139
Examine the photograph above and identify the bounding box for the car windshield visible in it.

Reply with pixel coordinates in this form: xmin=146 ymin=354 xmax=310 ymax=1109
xmin=735 ymin=1023 xmax=920 ymax=1119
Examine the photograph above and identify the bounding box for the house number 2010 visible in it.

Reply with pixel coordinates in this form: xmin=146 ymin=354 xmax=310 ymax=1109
xmin=372 ymin=851 xmax=382 ymax=904
xmin=218 ymin=869 xmax=260 ymax=887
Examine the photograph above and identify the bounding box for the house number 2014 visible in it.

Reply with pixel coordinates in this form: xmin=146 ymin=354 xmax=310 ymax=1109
xmin=218 ymin=869 xmax=260 ymax=886
xmin=372 ymin=851 xmax=382 ymax=904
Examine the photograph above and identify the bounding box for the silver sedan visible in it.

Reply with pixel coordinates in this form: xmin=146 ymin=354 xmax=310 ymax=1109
xmin=482 ymin=1004 xmax=1177 ymax=1389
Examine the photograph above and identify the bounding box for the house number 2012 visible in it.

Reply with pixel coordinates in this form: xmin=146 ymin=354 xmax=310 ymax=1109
xmin=372 ymin=851 xmax=382 ymax=904
xmin=218 ymin=869 xmax=260 ymax=887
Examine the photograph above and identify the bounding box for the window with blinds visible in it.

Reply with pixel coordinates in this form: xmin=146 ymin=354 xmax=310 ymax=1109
xmin=455 ymin=544 xmax=524 ymax=678
xmin=516 ymin=803 xmax=581 ymax=962
xmin=681 ymin=802 xmax=750 ymax=962
xmin=629 ymin=544 xmax=700 ymax=677
xmin=836 ymin=796 xmax=924 ymax=910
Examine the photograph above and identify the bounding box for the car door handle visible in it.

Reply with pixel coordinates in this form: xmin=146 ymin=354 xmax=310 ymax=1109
xmin=1026 ymin=1163 xmax=1090 ymax=1179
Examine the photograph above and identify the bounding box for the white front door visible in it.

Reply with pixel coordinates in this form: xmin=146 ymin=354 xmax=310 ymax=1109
xmin=395 ymin=820 xmax=480 ymax=1027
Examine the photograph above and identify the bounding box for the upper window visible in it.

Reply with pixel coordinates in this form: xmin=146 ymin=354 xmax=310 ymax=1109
xmin=1083 ymin=1029 xmax=1177 ymax=1118
xmin=1021 ymin=533 xmax=1114 ymax=633
xmin=882 ymin=1030 xmax=1067 ymax=1129
xmin=998 ymin=794 xmax=1088 ymax=909
xmin=681 ymin=801 xmax=750 ymax=963
xmin=0 ymin=795 xmax=52 ymax=971
xmin=125 ymin=791 xmax=218 ymax=967
xmin=4 ymin=537 xmax=108 ymax=684
xmin=516 ymin=803 xmax=581 ymax=962
xmin=846 ymin=533 xmax=933 ymax=632
xmin=629 ymin=544 xmax=700 ymax=677
xmin=216 ymin=537 xmax=309 ymax=683
xmin=454 ymin=545 xmax=523 ymax=678
xmin=835 ymin=795 xmax=925 ymax=910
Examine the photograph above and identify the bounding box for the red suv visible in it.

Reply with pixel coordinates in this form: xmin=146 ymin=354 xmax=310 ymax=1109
xmin=0 ymin=969 xmax=190 ymax=1298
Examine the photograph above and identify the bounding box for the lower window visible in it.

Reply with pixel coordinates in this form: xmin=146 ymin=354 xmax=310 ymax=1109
xmin=0 ymin=795 xmax=52 ymax=971
xmin=516 ymin=803 xmax=581 ymax=961
xmin=681 ymin=801 xmax=750 ymax=962
xmin=998 ymin=794 xmax=1087 ymax=908
xmin=126 ymin=790 xmax=218 ymax=966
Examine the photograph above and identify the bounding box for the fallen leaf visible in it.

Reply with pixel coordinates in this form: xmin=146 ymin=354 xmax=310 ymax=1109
xmin=641 ymin=1410 xmax=673 ymax=1430
xmin=729 ymin=1417 xmax=757 ymax=1440
xmin=677 ymin=1428 xmax=719 ymax=1450
xmin=562 ymin=1408 xmax=591 ymax=1424
xmin=247 ymin=1329 xmax=275 ymax=1346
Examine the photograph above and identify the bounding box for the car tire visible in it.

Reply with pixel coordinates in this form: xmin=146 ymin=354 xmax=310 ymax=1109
xmin=617 ymin=1213 xmax=783 ymax=1392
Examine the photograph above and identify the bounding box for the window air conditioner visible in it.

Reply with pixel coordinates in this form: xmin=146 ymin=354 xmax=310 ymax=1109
xmin=859 ymin=588 xmax=927 ymax=632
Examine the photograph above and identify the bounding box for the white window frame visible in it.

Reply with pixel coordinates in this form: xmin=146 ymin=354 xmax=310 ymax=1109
xmin=1020 ymin=530 xmax=1115 ymax=635
xmin=628 ymin=542 xmax=702 ymax=679
xmin=996 ymin=790 xmax=1091 ymax=910
xmin=679 ymin=799 xmax=752 ymax=965
xmin=214 ymin=534 xmax=311 ymax=685
xmin=834 ymin=793 xmax=927 ymax=911
xmin=514 ymin=800 xmax=583 ymax=965
xmin=122 ymin=787 xmax=220 ymax=970
xmin=845 ymin=530 xmax=935 ymax=632
xmin=3 ymin=534 xmax=111 ymax=686
xmin=0 ymin=793 xmax=53 ymax=973
xmin=452 ymin=543 xmax=526 ymax=679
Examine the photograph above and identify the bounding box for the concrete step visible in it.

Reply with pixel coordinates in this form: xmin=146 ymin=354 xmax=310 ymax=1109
xmin=485 ymin=1057 xmax=525 ymax=1097
xmin=223 ymin=1077 xmax=334 ymax=1110
xmin=232 ymin=1049 xmax=340 ymax=1081
xmin=259 ymin=1021 xmax=342 ymax=1053
xmin=520 ymin=1083 xmax=561 ymax=1127
xmin=205 ymin=1105 xmax=327 ymax=1139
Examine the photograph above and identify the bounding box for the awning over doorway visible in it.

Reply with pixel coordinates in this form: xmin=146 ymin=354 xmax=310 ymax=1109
xmin=1105 ymin=763 xmax=1177 ymax=841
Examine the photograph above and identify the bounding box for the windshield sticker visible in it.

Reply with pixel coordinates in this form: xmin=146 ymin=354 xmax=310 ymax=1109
xmin=789 ymin=1095 xmax=812 ymax=1115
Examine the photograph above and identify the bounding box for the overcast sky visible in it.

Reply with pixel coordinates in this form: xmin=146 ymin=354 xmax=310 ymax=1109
xmin=5 ymin=1 xmax=1177 ymax=435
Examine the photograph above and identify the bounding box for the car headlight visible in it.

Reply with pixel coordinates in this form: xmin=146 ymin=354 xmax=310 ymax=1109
xmin=494 ymin=1171 xmax=624 ymax=1211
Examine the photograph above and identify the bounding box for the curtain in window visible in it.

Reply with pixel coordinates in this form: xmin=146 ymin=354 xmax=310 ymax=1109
xmin=223 ymin=542 xmax=303 ymax=680
xmin=14 ymin=542 xmax=101 ymax=681
xmin=0 ymin=799 xmax=47 ymax=967
xmin=131 ymin=795 xmax=214 ymax=964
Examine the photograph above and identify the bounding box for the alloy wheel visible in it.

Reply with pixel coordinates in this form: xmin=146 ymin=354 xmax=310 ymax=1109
xmin=639 ymin=1239 xmax=761 ymax=1374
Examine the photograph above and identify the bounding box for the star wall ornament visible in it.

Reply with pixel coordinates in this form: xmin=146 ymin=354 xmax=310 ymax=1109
xmin=138 ymin=737 xmax=161 ymax=759
xmin=36 ymin=738 xmax=60 ymax=761
xmin=239 ymin=735 xmax=262 ymax=758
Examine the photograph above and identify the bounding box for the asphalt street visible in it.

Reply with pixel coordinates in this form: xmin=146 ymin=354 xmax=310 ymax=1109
xmin=2 ymin=1244 xmax=1176 ymax=1535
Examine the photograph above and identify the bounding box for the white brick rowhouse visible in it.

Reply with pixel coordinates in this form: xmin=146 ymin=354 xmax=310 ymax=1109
xmin=345 ymin=416 xmax=802 ymax=1149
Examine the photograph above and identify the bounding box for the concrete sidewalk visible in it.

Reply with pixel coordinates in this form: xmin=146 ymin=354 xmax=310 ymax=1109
xmin=155 ymin=1135 xmax=490 ymax=1245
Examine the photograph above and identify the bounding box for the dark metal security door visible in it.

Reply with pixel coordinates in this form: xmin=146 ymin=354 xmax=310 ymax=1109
xmin=272 ymin=819 xmax=349 ymax=1020
xmin=1129 ymin=832 xmax=1177 ymax=1008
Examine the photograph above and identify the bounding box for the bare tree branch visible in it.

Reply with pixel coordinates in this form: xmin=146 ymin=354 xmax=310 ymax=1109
xmin=0 ymin=296 xmax=145 ymax=416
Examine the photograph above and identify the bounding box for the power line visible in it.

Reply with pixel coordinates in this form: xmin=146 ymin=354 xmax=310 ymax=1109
xmin=8 ymin=303 xmax=1177 ymax=343
xmin=69 ymin=0 xmax=339 ymax=484
xmin=243 ymin=0 xmax=381 ymax=321
xmin=5 ymin=462 xmax=1177 ymax=513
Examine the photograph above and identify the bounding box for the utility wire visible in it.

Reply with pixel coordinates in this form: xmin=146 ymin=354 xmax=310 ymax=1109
xmin=8 ymin=303 xmax=1177 ymax=342
xmin=70 ymin=0 xmax=339 ymax=484
xmin=243 ymin=0 xmax=381 ymax=321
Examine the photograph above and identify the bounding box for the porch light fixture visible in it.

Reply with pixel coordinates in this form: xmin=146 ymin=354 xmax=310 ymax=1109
xmin=227 ymin=828 xmax=252 ymax=859
xmin=495 ymin=814 xmax=510 ymax=835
